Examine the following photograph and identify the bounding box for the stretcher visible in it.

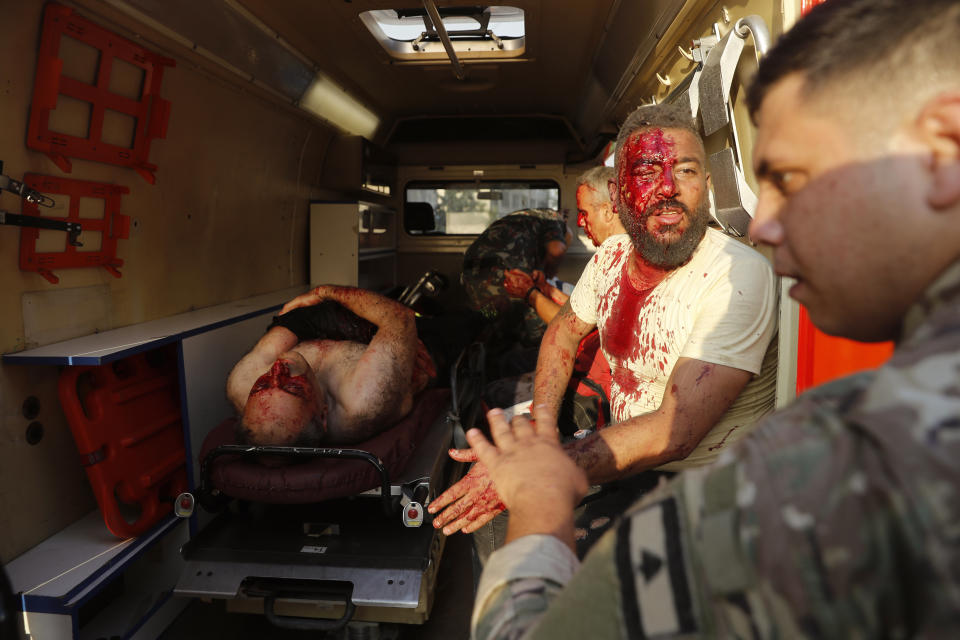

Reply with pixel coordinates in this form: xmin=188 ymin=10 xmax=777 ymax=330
xmin=173 ymin=342 xmax=484 ymax=633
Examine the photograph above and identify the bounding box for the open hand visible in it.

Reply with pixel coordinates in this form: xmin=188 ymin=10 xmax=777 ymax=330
xmin=503 ymin=269 xmax=536 ymax=299
xmin=466 ymin=406 xmax=588 ymax=520
xmin=428 ymin=458 xmax=505 ymax=535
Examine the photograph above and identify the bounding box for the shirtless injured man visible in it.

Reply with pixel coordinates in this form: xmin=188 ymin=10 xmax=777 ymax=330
xmin=227 ymin=285 xmax=452 ymax=447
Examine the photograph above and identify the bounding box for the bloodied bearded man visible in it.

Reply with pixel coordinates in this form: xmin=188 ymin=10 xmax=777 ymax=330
xmin=430 ymin=102 xmax=778 ymax=557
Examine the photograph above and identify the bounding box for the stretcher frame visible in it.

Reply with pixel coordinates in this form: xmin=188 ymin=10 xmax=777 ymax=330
xmin=174 ymin=343 xmax=484 ymax=632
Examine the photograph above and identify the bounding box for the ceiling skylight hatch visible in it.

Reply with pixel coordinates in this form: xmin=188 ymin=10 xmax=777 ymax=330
xmin=360 ymin=5 xmax=526 ymax=61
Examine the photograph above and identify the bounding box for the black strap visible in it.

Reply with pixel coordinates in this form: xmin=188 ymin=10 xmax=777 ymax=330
xmin=573 ymin=375 xmax=610 ymax=424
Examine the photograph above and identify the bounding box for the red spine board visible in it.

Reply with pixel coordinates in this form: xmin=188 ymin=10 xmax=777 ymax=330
xmin=57 ymin=346 xmax=188 ymax=538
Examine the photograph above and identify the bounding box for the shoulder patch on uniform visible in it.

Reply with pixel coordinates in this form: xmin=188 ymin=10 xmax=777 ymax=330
xmin=616 ymin=497 xmax=697 ymax=637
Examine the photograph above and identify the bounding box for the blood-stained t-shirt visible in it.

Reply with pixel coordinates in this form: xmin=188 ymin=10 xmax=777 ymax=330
xmin=569 ymin=228 xmax=778 ymax=469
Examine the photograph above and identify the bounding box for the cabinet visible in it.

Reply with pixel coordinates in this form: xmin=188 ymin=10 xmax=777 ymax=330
xmin=319 ymin=136 xmax=396 ymax=198
xmin=3 ymin=287 xmax=306 ymax=639
xmin=310 ymin=201 xmax=397 ymax=292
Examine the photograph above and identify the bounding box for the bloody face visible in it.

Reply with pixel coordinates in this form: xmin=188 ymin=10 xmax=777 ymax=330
xmin=576 ymin=184 xmax=603 ymax=247
xmin=615 ymin=127 xmax=710 ymax=268
xmin=249 ymin=359 xmax=314 ymax=400
xmin=243 ymin=356 xmax=328 ymax=445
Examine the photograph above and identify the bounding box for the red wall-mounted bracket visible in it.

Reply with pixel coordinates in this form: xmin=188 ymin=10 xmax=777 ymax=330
xmin=20 ymin=174 xmax=130 ymax=284
xmin=26 ymin=3 xmax=175 ymax=185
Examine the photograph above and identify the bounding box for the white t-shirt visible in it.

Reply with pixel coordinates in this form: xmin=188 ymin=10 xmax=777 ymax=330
xmin=569 ymin=229 xmax=778 ymax=469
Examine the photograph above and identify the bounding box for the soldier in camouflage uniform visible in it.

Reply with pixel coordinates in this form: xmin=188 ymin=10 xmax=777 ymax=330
xmin=461 ymin=208 xmax=569 ymax=349
xmin=468 ymin=0 xmax=960 ymax=637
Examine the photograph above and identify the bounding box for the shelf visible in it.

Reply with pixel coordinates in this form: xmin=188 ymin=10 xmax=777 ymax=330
xmin=360 ymin=186 xmax=393 ymax=198
xmin=3 ymin=286 xmax=306 ymax=366
xmin=6 ymin=511 xmax=185 ymax=615
xmin=358 ymin=248 xmax=397 ymax=261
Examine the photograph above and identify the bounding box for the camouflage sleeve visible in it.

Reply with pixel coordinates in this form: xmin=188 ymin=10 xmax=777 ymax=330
xmin=474 ymin=373 xmax=908 ymax=639
xmin=472 ymin=535 xmax=579 ymax=640
xmin=487 ymin=472 xmax=719 ymax=639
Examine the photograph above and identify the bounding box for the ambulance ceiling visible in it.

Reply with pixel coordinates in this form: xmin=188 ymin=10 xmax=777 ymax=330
xmin=115 ymin=0 xmax=688 ymax=160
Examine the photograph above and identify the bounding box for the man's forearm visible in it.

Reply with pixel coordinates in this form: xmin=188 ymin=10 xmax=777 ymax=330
xmin=505 ymin=502 xmax=577 ymax=553
xmin=541 ymin=281 xmax=569 ymax=306
xmin=562 ymin=407 xmax=705 ymax=484
xmin=561 ymin=421 xmax=660 ymax=485
xmin=323 ymin=286 xmax=414 ymax=335
xmin=528 ymin=289 xmax=561 ymax=325
xmin=533 ymin=328 xmax=580 ymax=417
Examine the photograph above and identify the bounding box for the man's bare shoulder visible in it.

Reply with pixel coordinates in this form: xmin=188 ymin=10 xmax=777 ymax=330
xmin=293 ymin=338 xmax=365 ymax=364
xmin=293 ymin=339 xmax=366 ymax=394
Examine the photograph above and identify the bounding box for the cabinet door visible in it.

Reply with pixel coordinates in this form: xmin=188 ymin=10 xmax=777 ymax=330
xmin=310 ymin=202 xmax=397 ymax=291
xmin=310 ymin=202 xmax=360 ymax=286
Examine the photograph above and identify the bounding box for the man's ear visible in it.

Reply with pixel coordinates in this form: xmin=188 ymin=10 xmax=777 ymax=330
xmin=601 ymin=206 xmax=613 ymax=224
xmin=607 ymin=179 xmax=618 ymax=213
xmin=918 ymin=92 xmax=960 ymax=210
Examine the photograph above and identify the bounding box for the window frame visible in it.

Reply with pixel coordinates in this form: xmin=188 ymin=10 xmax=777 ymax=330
xmin=404 ymin=178 xmax=562 ymax=237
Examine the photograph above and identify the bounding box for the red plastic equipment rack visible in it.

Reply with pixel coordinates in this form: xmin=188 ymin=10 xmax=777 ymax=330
xmin=20 ymin=173 xmax=130 ymax=284
xmin=26 ymin=3 xmax=174 ymax=185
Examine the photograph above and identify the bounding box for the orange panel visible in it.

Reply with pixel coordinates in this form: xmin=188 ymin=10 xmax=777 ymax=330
xmin=796 ymin=307 xmax=893 ymax=394
xmin=802 ymin=0 xmax=827 ymax=14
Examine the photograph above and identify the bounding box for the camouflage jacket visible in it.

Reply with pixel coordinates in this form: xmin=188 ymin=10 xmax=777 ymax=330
xmin=473 ymin=261 xmax=960 ymax=639
xmin=462 ymin=209 xmax=566 ymax=281
xmin=461 ymin=208 xmax=567 ymax=342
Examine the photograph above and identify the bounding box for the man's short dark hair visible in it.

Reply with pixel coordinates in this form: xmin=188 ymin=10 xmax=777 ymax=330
xmin=235 ymin=412 xmax=324 ymax=446
xmin=747 ymin=0 xmax=960 ymax=120
xmin=615 ymin=102 xmax=703 ymax=169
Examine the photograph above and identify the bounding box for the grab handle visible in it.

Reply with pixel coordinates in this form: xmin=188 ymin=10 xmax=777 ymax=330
xmin=244 ymin=578 xmax=356 ymax=632
xmin=263 ymin=594 xmax=356 ymax=632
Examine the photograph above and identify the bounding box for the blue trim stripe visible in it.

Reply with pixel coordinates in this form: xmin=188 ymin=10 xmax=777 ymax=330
xmin=176 ymin=341 xmax=199 ymax=539
xmin=20 ymin=517 xmax=183 ymax=615
xmin=3 ymin=303 xmax=284 ymax=366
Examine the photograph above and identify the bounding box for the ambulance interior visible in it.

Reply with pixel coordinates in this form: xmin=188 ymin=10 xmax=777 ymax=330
xmin=0 ymin=1 xmax=892 ymax=638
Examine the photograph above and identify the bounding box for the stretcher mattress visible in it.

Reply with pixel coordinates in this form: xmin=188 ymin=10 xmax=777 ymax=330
xmin=200 ymin=388 xmax=451 ymax=503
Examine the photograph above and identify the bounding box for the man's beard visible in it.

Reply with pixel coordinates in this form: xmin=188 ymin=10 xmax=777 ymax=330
xmin=620 ymin=198 xmax=710 ymax=269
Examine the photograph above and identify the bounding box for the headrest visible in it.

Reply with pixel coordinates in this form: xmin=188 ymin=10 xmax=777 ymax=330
xmin=405 ymin=202 xmax=436 ymax=233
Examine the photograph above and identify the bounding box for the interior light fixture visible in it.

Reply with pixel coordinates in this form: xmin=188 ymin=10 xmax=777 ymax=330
xmin=299 ymin=75 xmax=380 ymax=139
